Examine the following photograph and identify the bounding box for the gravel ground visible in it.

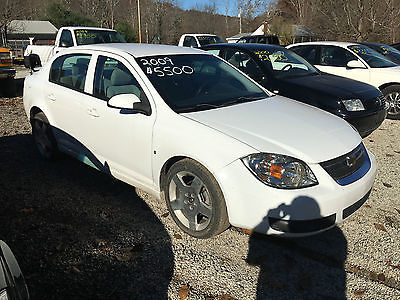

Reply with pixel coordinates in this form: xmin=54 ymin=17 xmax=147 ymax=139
xmin=0 ymin=72 xmax=399 ymax=299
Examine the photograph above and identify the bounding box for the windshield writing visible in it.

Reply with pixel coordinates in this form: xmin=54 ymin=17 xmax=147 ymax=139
xmin=74 ymin=30 xmax=126 ymax=45
xmin=137 ymin=54 xmax=267 ymax=112
xmin=348 ymin=45 xmax=396 ymax=68
xmin=254 ymin=49 xmax=318 ymax=79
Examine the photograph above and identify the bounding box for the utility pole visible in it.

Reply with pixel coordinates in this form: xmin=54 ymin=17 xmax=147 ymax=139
xmin=239 ymin=7 xmax=242 ymax=34
xmin=137 ymin=0 xmax=142 ymax=43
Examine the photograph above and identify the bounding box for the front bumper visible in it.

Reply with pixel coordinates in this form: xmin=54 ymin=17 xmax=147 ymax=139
xmin=0 ymin=68 xmax=16 ymax=79
xmin=215 ymin=150 xmax=377 ymax=237
xmin=346 ymin=107 xmax=387 ymax=137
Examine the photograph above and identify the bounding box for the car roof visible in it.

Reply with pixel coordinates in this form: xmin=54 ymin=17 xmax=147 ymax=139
xmin=288 ymin=41 xmax=359 ymax=48
xmin=66 ymin=27 xmax=117 ymax=32
xmin=182 ymin=34 xmax=219 ymax=37
xmin=201 ymin=43 xmax=285 ymax=52
xmin=71 ymin=43 xmax=208 ymax=57
xmin=358 ymin=42 xmax=384 ymax=47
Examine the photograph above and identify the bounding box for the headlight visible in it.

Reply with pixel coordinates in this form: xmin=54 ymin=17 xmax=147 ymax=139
xmin=241 ymin=153 xmax=318 ymax=189
xmin=0 ymin=290 xmax=9 ymax=300
xmin=342 ymin=99 xmax=365 ymax=111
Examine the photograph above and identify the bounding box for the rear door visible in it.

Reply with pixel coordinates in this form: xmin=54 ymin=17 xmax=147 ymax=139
xmin=47 ymin=53 xmax=92 ymax=153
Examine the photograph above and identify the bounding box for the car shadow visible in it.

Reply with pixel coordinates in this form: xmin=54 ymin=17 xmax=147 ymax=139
xmin=246 ymin=197 xmax=347 ymax=299
xmin=0 ymin=133 xmax=174 ymax=299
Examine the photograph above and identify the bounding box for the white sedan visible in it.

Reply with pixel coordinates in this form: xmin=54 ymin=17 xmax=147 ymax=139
xmin=287 ymin=41 xmax=400 ymax=118
xmin=23 ymin=44 xmax=376 ymax=238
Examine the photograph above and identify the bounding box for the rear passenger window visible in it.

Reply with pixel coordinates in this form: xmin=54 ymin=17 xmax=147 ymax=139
xmin=49 ymin=54 xmax=91 ymax=92
xmin=93 ymin=56 xmax=146 ymax=101
xmin=291 ymin=46 xmax=317 ymax=65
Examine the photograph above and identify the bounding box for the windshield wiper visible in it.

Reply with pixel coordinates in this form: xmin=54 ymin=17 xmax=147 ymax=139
xmin=218 ymin=95 xmax=266 ymax=108
xmin=176 ymin=103 xmax=221 ymax=113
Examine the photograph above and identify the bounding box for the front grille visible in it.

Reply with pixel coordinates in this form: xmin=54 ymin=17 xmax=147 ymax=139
xmin=320 ymin=143 xmax=370 ymax=185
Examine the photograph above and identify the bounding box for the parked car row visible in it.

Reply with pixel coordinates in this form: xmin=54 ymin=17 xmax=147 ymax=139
xmin=201 ymin=43 xmax=386 ymax=137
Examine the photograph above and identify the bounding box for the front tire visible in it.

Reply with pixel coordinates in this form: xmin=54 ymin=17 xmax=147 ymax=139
xmin=164 ymin=159 xmax=230 ymax=238
xmin=382 ymin=85 xmax=400 ymax=119
xmin=31 ymin=112 xmax=59 ymax=160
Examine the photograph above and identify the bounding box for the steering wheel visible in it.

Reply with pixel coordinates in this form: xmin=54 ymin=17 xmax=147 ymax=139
xmin=195 ymin=81 xmax=212 ymax=96
xmin=281 ymin=64 xmax=293 ymax=71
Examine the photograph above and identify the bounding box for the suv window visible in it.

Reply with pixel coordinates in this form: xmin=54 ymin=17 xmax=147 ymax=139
xmin=183 ymin=36 xmax=198 ymax=47
xmin=224 ymin=49 xmax=263 ymax=80
xmin=59 ymin=30 xmax=73 ymax=47
xmin=290 ymin=45 xmax=317 ymax=65
xmin=49 ymin=54 xmax=91 ymax=91
xmin=93 ymin=56 xmax=145 ymax=101
xmin=320 ymin=46 xmax=357 ymax=67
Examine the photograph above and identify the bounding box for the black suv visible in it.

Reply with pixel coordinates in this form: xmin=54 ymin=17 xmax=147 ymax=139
xmin=202 ymin=43 xmax=387 ymax=137
xmin=237 ymin=34 xmax=279 ymax=45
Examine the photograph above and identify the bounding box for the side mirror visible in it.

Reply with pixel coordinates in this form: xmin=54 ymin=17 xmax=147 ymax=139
xmin=60 ymin=40 xmax=73 ymax=48
xmin=107 ymin=94 xmax=151 ymax=116
xmin=24 ymin=54 xmax=42 ymax=71
xmin=347 ymin=60 xmax=365 ymax=69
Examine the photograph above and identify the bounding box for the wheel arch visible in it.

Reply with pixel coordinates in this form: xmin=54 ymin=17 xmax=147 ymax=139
xmin=379 ymin=82 xmax=400 ymax=92
xmin=159 ymin=156 xmax=190 ymax=192
xmin=29 ymin=106 xmax=43 ymax=121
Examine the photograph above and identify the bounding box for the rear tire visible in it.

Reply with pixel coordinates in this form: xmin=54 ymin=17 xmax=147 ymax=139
xmin=382 ymin=85 xmax=400 ymax=119
xmin=31 ymin=112 xmax=59 ymax=160
xmin=163 ymin=159 xmax=230 ymax=238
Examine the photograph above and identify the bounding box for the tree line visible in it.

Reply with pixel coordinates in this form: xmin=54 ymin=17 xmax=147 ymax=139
xmin=1 ymin=0 xmax=399 ymax=45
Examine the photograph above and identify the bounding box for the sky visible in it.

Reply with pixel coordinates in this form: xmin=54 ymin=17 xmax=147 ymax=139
xmin=178 ymin=0 xmax=239 ymax=17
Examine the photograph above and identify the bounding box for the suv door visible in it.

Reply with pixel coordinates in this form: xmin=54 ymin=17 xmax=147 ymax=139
xmin=317 ymin=45 xmax=370 ymax=84
xmin=83 ymin=53 xmax=156 ymax=187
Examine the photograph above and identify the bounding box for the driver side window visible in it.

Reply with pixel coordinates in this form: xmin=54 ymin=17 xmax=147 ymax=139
xmin=224 ymin=49 xmax=263 ymax=80
xmin=320 ymin=46 xmax=357 ymax=67
xmin=59 ymin=30 xmax=73 ymax=47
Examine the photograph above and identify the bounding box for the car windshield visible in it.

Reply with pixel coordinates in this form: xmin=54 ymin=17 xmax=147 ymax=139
xmin=377 ymin=44 xmax=400 ymax=64
xmin=136 ymin=54 xmax=268 ymax=113
xmin=74 ymin=29 xmax=126 ymax=45
xmin=253 ymin=48 xmax=319 ymax=79
xmin=348 ymin=45 xmax=396 ymax=68
xmin=197 ymin=36 xmax=224 ymax=46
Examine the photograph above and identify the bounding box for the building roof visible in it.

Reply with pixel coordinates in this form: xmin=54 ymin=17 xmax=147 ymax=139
xmin=7 ymin=20 xmax=58 ymax=35
xmin=226 ymin=33 xmax=252 ymax=40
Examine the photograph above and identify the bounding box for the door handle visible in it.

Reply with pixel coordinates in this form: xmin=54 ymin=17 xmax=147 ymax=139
xmin=87 ymin=108 xmax=99 ymax=117
xmin=48 ymin=94 xmax=56 ymax=101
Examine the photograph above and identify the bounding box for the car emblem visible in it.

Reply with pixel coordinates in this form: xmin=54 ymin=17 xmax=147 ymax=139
xmin=345 ymin=156 xmax=356 ymax=168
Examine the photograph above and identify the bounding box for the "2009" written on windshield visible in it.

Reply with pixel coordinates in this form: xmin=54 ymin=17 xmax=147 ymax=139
xmin=140 ymin=57 xmax=194 ymax=77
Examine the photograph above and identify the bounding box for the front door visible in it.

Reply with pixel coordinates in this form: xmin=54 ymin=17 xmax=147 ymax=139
xmin=81 ymin=54 xmax=156 ymax=188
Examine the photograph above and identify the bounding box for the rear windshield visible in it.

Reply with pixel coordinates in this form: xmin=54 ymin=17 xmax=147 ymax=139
xmin=136 ymin=54 xmax=268 ymax=113
xmin=74 ymin=29 xmax=126 ymax=45
xmin=348 ymin=45 xmax=396 ymax=68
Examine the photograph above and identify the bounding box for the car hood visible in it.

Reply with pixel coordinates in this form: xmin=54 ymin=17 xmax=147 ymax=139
xmin=281 ymin=73 xmax=380 ymax=99
xmin=182 ymin=96 xmax=361 ymax=164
